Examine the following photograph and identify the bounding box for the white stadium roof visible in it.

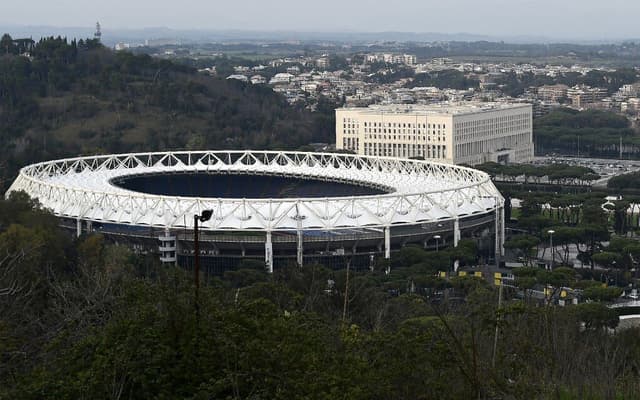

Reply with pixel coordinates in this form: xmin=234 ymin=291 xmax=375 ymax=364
xmin=7 ymin=150 xmax=503 ymax=231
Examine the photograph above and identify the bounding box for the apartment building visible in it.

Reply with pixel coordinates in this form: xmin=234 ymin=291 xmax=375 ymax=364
xmin=567 ymin=85 xmax=608 ymax=107
xmin=537 ymin=84 xmax=569 ymax=102
xmin=336 ymin=102 xmax=533 ymax=165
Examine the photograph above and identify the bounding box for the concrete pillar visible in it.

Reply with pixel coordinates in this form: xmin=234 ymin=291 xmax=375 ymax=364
xmin=296 ymin=229 xmax=303 ymax=267
xmin=76 ymin=218 xmax=82 ymax=237
xmin=500 ymin=205 xmax=505 ymax=257
xmin=265 ymin=231 xmax=273 ymax=273
xmin=454 ymin=218 xmax=460 ymax=247
xmin=384 ymin=226 xmax=391 ymax=259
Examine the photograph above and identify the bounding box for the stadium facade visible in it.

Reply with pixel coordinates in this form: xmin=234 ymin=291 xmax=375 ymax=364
xmin=6 ymin=151 xmax=505 ymax=272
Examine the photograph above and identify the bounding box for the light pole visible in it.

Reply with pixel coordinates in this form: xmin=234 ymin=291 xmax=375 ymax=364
xmin=194 ymin=210 xmax=213 ymax=311
xmin=433 ymin=235 xmax=441 ymax=252
xmin=547 ymin=229 xmax=555 ymax=270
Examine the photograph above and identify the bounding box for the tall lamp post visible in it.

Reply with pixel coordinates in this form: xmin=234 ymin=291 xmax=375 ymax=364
xmin=194 ymin=210 xmax=213 ymax=308
xmin=547 ymin=229 xmax=555 ymax=270
xmin=433 ymin=235 xmax=441 ymax=252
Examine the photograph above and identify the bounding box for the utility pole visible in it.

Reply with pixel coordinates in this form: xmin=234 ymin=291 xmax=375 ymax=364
xmin=492 ymin=278 xmax=504 ymax=368
xmin=342 ymin=258 xmax=351 ymax=326
xmin=193 ymin=210 xmax=213 ymax=320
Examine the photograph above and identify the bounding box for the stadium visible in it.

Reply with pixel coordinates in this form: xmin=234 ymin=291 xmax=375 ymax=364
xmin=6 ymin=150 xmax=505 ymax=273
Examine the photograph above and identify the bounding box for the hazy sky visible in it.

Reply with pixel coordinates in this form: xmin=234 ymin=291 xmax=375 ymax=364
xmin=2 ymin=0 xmax=639 ymax=39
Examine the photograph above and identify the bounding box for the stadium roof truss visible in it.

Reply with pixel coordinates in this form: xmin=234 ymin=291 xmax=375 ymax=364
xmin=7 ymin=150 xmax=504 ymax=232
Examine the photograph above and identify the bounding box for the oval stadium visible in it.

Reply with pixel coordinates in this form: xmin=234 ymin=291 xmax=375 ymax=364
xmin=6 ymin=151 xmax=505 ymax=273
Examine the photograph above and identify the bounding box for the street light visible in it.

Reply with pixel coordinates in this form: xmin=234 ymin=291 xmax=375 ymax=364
xmin=547 ymin=229 xmax=555 ymax=270
xmin=433 ymin=235 xmax=441 ymax=252
xmin=194 ymin=210 xmax=213 ymax=298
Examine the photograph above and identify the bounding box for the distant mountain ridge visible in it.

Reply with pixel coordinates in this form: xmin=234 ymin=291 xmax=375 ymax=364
xmin=1 ymin=24 xmax=636 ymax=45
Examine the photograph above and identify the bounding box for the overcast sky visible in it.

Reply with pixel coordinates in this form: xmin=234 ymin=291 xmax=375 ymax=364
xmin=2 ymin=0 xmax=639 ymax=40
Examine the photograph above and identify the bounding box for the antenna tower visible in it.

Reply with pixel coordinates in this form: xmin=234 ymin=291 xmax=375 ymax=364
xmin=94 ymin=22 xmax=102 ymax=41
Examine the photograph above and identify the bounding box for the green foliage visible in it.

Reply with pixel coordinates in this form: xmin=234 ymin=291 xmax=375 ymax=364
xmin=407 ymin=69 xmax=480 ymax=90
xmin=582 ymin=286 xmax=623 ymax=302
xmin=2 ymin=109 xmax=640 ymax=398
xmin=504 ymin=234 xmax=540 ymax=265
xmin=365 ymin=64 xmax=414 ymax=84
xmin=572 ymin=302 xmax=619 ymax=329
xmin=476 ymin=161 xmax=599 ymax=185
xmin=534 ymin=108 xmax=638 ymax=158
xmin=608 ymin=171 xmax=640 ymax=190
xmin=592 ymin=252 xmax=622 ymax=268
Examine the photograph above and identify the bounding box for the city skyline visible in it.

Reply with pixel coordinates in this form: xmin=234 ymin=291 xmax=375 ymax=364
xmin=2 ymin=0 xmax=640 ymax=41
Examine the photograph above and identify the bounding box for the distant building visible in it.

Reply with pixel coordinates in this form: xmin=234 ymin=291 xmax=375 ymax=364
xmin=226 ymin=74 xmax=248 ymax=82
xmin=315 ymin=57 xmax=330 ymax=69
xmin=336 ymin=102 xmax=533 ymax=165
xmin=619 ymin=84 xmax=640 ymax=97
xmin=402 ymin=54 xmax=417 ymax=65
xmin=532 ymin=101 xmax=562 ymax=117
xmin=269 ymin=73 xmax=295 ymax=85
xmin=567 ymin=85 xmax=608 ymax=107
xmin=286 ymin=65 xmax=301 ymax=75
xmin=366 ymin=53 xmax=417 ymax=65
xmin=250 ymin=75 xmax=267 ymax=85
xmin=622 ymin=98 xmax=640 ymax=113
xmin=537 ymin=84 xmax=569 ymax=102
xmin=11 ymin=38 xmax=35 ymax=55
xmin=234 ymin=66 xmax=250 ymax=74
xmin=144 ymin=38 xmax=180 ymax=47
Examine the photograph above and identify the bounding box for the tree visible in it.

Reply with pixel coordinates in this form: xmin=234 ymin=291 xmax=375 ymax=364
xmin=592 ymin=252 xmax=622 ymax=269
xmin=582 ymin=286 xmax=623 ymax=302
xmin=572 ymin=303 xmax=619 ymax=330
xmin=1 ymin=34 xmax=15 ymax=55
xmin=504 ymin=235 xmax=540 ymax=266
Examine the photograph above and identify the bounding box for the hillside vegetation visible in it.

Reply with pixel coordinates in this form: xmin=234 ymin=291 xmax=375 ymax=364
xmin=2 ymin=193 xmax=640 ymax=399
xmin=0 ymin=36 xmax=335 ymax=190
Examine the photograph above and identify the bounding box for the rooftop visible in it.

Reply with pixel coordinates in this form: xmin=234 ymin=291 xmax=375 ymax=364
xmin=338 ymin=102 xmax=531 ymax=116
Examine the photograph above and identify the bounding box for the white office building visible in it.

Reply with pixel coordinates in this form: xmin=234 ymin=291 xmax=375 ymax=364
xmin=336 ymin=102 xmax=533 ymax=165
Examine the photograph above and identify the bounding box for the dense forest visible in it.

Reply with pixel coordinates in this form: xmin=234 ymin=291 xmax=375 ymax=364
xmin=2 ymin=192 xmax=640 ymax=399
xmin=0 ymin=35 xmax=337 ymax=191
xmin=533 ymin=108 xmax=640 ymax=157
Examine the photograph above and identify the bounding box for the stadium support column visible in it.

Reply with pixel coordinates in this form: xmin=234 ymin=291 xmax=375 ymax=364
xmin=384 ymin=226 xmax=391 ymax=259
xmin=495 ymin=200 xmax=505 ymax=264
xmin=265 ymin=231 xmax=273 ymax=273
xmin=454 ymin=218 xmax=460 ymax=247
xmin=76 ymin=218 xmax=82 ymax=237
xmin=296 ymin=229 xmax=303 ymax=267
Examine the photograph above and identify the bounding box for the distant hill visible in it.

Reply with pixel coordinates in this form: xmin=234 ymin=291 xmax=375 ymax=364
xmin=3 ymin=25 xmax=636 ymax=45
xmin=0 ymin=35 xmax=335 ymax=190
